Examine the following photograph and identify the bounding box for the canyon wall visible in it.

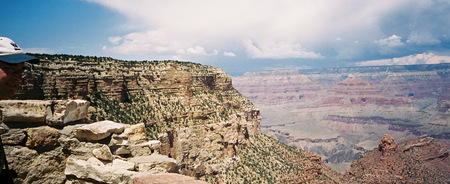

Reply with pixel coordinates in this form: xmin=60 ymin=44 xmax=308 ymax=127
xmin=233 ymin=64 xmax=449 ymax=173
xmin=6 ymin=54 xmax=261 ymax=181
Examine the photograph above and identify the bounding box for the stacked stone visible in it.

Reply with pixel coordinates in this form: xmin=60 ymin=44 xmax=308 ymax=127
xmin=0 ymin=100 xmax=207 ymax=184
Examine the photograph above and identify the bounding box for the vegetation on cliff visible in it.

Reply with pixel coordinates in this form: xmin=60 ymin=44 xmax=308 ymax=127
xmin=88 ymin=88 xmax=252 ymax=139
xmin=15 ymin=53 xmax=347 ymax=183
xmin=202 ymin=134 xmax=346 ymax=183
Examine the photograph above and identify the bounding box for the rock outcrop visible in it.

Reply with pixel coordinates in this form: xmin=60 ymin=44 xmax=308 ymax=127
xmin=15 ymin=56 xmax=232 ymax=101
xmin=347 ymin=136 xmax=449 ymax=183
xmin=1 ymin=100 xmax=210 ymax=183
xmin=378 ymin=134 xmax=398 ymax=156
xmin=321 ymin=74 xmax=412 ymax=106
xmin=233 ymin=70 xmax=323 ymax=104
xmin=0 ymin=99 xmax=89 ymax=126
xmin=0 ymin=54 xmax=269 ymax=183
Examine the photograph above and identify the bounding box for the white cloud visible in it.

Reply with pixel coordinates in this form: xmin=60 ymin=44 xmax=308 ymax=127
xmin=356 ymin=52 xmax=450 ymax=66
xmin=243 ymin=39 xmax=322 ymax=59
xmin=86 ymin=0 xmax=447 ymax=61
xmin=185 ymin=46 xmax=208 ymax=56
xmin=376 ymin=35 xmax=404 ymax=47
xmin=224 ymin=51 xmax=236 ymax=57
xmin=108 ymin=36 xmax=122 ymax=45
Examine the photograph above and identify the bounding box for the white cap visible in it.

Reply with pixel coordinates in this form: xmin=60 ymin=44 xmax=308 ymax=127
xmin=0 ymin=37 xmax=39 ymax=64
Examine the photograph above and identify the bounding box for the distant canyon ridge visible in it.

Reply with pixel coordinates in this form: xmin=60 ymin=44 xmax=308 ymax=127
xmin=233 ymin=63 xmax=449 ymax=173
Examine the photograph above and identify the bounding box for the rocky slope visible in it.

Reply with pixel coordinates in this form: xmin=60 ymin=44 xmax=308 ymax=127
xmin=1 ymin=54 xmax=345 ymax=183
xmin=233 ymin=64 xmax=449 ymax=173
xmin=347 ymin=134 xmax=449 ymax=183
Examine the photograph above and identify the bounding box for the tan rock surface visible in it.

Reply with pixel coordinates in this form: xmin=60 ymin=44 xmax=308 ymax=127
xmin=133 ymin=173 xmax=209 ymax=184
xmin=26 ymin=126 xmax=59 ymax=149
xmin=74 ymin=120 xmax=125 ymax=141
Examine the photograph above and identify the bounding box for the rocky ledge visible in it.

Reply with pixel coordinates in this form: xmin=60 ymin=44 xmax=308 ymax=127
xmin=347 ymin=134 xmax=449 ymax=183
xmin=1 ymin=100 xmax=208 ymax=184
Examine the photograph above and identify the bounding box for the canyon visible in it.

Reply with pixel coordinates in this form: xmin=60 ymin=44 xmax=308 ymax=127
xmin=233 ymin=64 xmax=449 ymax=173
xmin=1 ymin=53 xmax=447 ymax=183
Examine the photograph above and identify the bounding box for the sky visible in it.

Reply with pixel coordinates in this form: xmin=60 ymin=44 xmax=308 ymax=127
xmin=2 ymin=0 xmax=450 ymax=76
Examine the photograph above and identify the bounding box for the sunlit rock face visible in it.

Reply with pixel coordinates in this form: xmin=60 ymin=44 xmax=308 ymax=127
xmin=233 ymin=64 xmax=449 ymax=173
xmin=6 ymin=54 xmax=261 ymax=180
xmin=15 ymin=57 xmax=232 ymax=101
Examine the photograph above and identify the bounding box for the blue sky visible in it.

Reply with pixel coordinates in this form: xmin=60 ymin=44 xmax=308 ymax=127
xmin=2 ymin=0 xmax=450 ymax=76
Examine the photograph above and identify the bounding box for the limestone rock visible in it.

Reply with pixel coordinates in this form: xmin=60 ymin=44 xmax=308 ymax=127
xmin=133 ymin=173 xmax=209 ymax=184
xmin=74 ymin=120 xmax=125 ymax=141
xmin=112 ymin=159 xmax=136 ymax=171
xmin=59 ymin=136 xmax=81 ymax=151
xmin=26 ymin=126 xmax=60 ymax=149
xmin=1 ymin=129 xmax=26 ymax=145
xmin=129 ymin=154 xmax=177 ymax=173
xmin=114 ymin=146 xmax=132 ymax=156
xmin=65 ymin=156 xmax=135 ymax=184
xmin=46 ymin=99 xmax=89 ymax=126
xmin=0 ymin=100 xmax=50 ymax=123
xmin=129 ymin=140 xmax=161 ymax=156
xmin=378 ymin=134 xmax=398 ymax=156
xmin=92 ymin=145 xmax=113 ymax=161
xmin=109 ymin=124 xmax=150 ymax=147
xmin=59 ymin=136 xmax=104 ymax=159
xmin=0 ymin=123 xmax=9 ymax=134
xmin=0 ymin=100 xmax=89 ymax=126
xmin=122 ymin=123 xmax=146 ymax=141
xmin=4 ymin=146 xmax=67 ymax=184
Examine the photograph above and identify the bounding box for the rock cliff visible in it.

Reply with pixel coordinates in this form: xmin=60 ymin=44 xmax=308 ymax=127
xmin=11 ymin=54 xmax=260 ymax=178
xmin=1 ymin=54 xmax=346 ymax=183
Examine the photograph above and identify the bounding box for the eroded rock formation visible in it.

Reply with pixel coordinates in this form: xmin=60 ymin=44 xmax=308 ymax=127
xmin=347 ymin=136 xmax=449 ymax=183
xmin=233 ymin=64 xmax=449 ymax=173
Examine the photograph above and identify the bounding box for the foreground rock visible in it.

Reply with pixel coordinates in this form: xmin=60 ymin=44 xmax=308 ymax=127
xmin=0 ymin=100 xmax=207 ymax=184
xmin=133 ymin=173 xmax=210 ymax=184
xmin=0 ymin=99 xmax=89 ymax=126
xmin=347 ymin=136 xmax=449 ymax=183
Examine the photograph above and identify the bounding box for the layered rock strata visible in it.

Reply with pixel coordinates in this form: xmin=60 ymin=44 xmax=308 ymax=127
xmin=320 ymin=74 xmax=412 ymax=106
xmin=233 ymin=65 xmax=449 ymax=173
xmin=16 ymin=56 xmax=232 ymax=101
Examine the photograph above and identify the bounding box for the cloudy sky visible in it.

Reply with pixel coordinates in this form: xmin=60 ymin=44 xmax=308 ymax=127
xmin=2 ymin=0 xmax=449 ymax=75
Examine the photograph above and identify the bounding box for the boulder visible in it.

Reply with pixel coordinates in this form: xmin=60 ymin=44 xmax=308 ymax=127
xmin=74 ymin=120 xmax=125 ymax=141
xmin=129 ymin=154 xmax=177 ymax=173
xmin=122 ymin=123 xmax=146 ymax=141
xmin=129 ymin=140 xmax=161 ymax=156
xmin=0 ymin=100 xmax=50 ymax=123
xmin=46 ymin=99 xmax=89 ymax=126
xmin=378 ymin=134 xmax=398 ymax=156
xmin=92 ymin=145 xmax=113 ymax=161
xmin=112 ymin=159 xmax=136 ymax=171
xmin=1 ymin=129 xmax=26 ymax=145
xmin=133 ymin=173 xmax=209 ymax=184
xmin=4 ymin=146 xmax=67 ymax=184
xmin=26 ymin=126 xmax=59 ymax=149
xmin=0 ymin=123 xmax=9 ymax=134
xmin=65 ymin=156 xmax=135 ymax=184
xmin=0 ymin=100 xmax=89 ymax=126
